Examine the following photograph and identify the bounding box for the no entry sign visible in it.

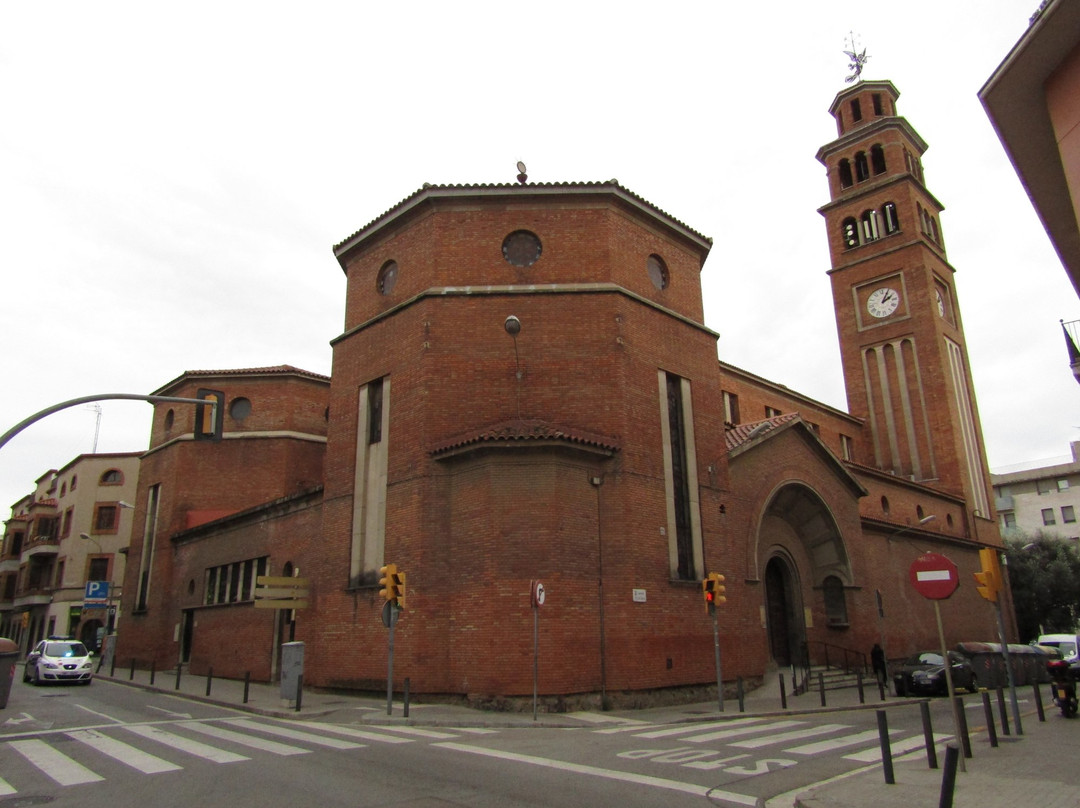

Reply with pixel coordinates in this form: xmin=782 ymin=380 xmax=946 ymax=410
xmin=909 ymin=552 xmax=959 ymax=600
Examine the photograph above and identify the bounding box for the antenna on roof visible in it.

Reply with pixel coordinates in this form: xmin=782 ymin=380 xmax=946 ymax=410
xmin=516 ymin=161 xmax=528 ymax=184
xmin=843 ymin=32 xmax=869 ymax=84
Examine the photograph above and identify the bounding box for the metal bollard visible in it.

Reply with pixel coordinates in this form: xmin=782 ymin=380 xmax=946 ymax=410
xmin=939 ymin=744 xmax=959 ymax=808
xmin=175 ymin=663 xmax=182 ymax=690
xmin=295 ymin=673 xmax=303 ymax=712
xmin=150 ymin=660 xmax=156 ymax=686
xmin=206 ymin=667 xmax=213 ymax=697
xmin=779 ymin=673 xmax=787 ymax=710
xmin=129 ymin=658 xmax=136 ymax=681
xmin=818 ymin=672 xmax=826 ymax=707
xmin=856 ymin=669 xmax=865 ymax=704
xmin=110 ymin=653 xmax=117 ymax=677
xmin=878 ymin=675 xmax=886 ymax=702
xmin=996 ymin=687 xmax=1010 ymax=736
xmin=404 ymin=677 xmax=410 ymax=718
xmin=1034 ymin=682 xmax=1046 ymax=722
xmin=981 ymin=692 xmax=998 ymax=748
xmin=243 ymin=671 xmax=251 ymax=704
xmin=736 ymin=676 xmax=745 ymax=713
xmin=876 ymin=710 xmax=895 ymax=784
xmin=920 ymin=700 xmax=938 ymax=769
xmin=953 ymin=696 xmax=972 ymax=759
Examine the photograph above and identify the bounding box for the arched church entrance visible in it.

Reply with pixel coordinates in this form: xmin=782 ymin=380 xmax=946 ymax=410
xmin=759 ymin=482 xmax=853 ymax=669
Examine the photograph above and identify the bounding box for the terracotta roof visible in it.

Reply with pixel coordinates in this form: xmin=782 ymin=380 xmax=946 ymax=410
xmin=153 ymin=365 xmax=330 ymax=395
xmin=333 ymin=180 xmax=713 ymax=262
xmin=431 ymin=418 xmax=620 ymax=458
xmin=725 ymin=413 xmax=800 ymax=452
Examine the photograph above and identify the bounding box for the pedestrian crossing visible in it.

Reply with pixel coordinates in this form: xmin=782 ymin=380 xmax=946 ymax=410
xmin=594 ymin=716 xmax=951 ymax=765
xmin=0 ymin=717 xmax=493 ymax=796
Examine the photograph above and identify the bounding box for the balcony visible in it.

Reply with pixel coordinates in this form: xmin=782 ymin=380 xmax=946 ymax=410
xmin=995 ymin=495 xmax=1015 ymax=512
xmin=14 ymin=588 xmax=53 ymax=607
xmin=0 ymin=557 xmax=19 ymax=574
xmin=21 ymin=534 xmax=59 ymax=561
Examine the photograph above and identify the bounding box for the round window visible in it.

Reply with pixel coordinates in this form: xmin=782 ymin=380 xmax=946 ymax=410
xmin=377 ymin=260 xmax=399 ymax=296
xmin=502 ymin=231 xmax=542 ymax=267
xmin=647 ymin=254 xmax=669 ymax=290
xmin=229 ymin=397 xmax=252 ymax=421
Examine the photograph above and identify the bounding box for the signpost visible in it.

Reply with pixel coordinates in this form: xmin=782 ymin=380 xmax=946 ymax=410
xmin=908 ymin=552 xmax=966 ymax=772
xmin=531 ymin=581 xmax=545 ymax=721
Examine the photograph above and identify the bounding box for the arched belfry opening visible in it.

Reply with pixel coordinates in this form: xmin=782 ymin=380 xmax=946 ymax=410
xmin=759 ymin=483 xmax=853 ymax=667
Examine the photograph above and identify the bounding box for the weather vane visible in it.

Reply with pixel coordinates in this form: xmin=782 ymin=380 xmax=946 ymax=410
xmin=843 ymin=32 xmax=868 ymax=84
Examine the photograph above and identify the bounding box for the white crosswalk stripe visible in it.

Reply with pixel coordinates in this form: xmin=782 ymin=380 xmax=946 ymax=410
xmin=681 ymin=720 xmax=807 ymax=743
xmin=178 ymin=721 xmax=312 ymax=755
xmin=783 ymin=728 xmax=901 ymax=755
xmin=221 ymin=718 xmax=367 ymax=749
xmin=67 ymin=728 xmax=183 ymax=773
xmin=729 ymin=723 xmax=850 ymax=749
xmin=122 ymin=724 xmax=251 ymax=763
xmin=8 ymin=739 xmax=105 ymax=785
xmin=631 ymin=718 xmax=766 ymax=739
xmin=843 ymin=732 xmax=952 ymax=762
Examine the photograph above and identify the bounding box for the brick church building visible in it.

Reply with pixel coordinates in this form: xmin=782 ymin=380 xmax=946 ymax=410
xmin=116 ymin=79 xmax=1004 ymax=702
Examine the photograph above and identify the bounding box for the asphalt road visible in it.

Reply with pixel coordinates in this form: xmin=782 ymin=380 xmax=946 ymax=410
xmin=1 ymin=676 xmax=1024 ymax=808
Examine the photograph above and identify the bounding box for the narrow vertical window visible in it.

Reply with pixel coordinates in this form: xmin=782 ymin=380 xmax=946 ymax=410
xmin=722 ymin=391 xmax=740 ymax=425
xmin=666 ymin=374 xmax=693 ymax=580
xmin=850 ymin=98 xmax=862 ymax=122
xmin=136 ymin=484 xmax=161 ymax=612
xmin=870 ymin=144 xmax=886 ymax=175
xmin=860 ymin=210 xmax=879 ymax=242
xmin=838 ymin=159 xmax=853 ymax=189
xmin=855 ymin=152 xmax=869 ymax=182
xmin=872 ymin=93 xmax=883 ymax=115
xmin=840 ymin=434 xmax=854 ymax=461
xmin=882 ymin=202 xmax=899 ymax=234
xmin=368 ymin=378 xmax=384 ymax=444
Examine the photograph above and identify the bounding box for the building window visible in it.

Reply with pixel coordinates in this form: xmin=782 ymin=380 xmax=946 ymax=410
xmin=860 ymin=210 xmax=880 ymax=242
xmin=93 ymin=505 xmax=118 ymax=533
xmin=838 ymin=159 xmax=853 ymax=189
xmin=870 ymin=144 xmax=886 ymax=175
xmin=1002 ymin=512 xmax=1017 ymax=529
xmin=647 ymin=254 xmax=669 ymax=291
xmin=765 ymin=406 xmax=781 ymax=418
xmin=722 ymin=391 xmax=740 ymax=425
xmin=368 ymin=378 xmax=384 ymax=445
xmin=1064 ymin=506 xmax=1076 ymax=524
xmin=351 ymin=378 xmax=392 ymax=587
xmin=872 ymin=93 xmax=884 ymax=115
xmin=666 ymin=374 xmax=694 ymax=580
xmin=205 ymin=557 xmax=267 ymax=605
xmin=840 ymin=434 xmax=853 ymax=461
xmin=61 ymin=508 xmax=73 ymax=539
xmin=882 ymin=202 xmax=899 ymax=234
xmin=100 ymin=469 xmax=123 ymax=485
xmin=823 ymin=576 xmax=848 ymax=625
xmin=850 ymin=98 xmax=862 ymax=122
xmin=658 ymin=372 xmax=703 ymax=582
xmin=1058 ymin=479 xmax=1070 ymax=492
xmin=229 ymin=397 xmax=252 ymax=421
xmin=1043 ymin=508 xmax=1056 ymax=526
xmin=841 ymin=218 xmax=859 ymax=248
xmin=87 ymin=557 xmax=109 ymax=582
xmin=855 ymin=151 xmax=870 ymax=182
xmin=1037 ymin=479 xmax=1056 ymax=495
xmin=376 ymin=260 xmax=399 ymax=295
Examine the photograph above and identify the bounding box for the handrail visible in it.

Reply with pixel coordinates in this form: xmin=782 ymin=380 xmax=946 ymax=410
xmin=803 ymin=640 xmax=868 ymax=674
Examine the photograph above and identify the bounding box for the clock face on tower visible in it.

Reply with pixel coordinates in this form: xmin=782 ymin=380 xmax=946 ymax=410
xmin=866 ymin=287 xmax=900 ymax=318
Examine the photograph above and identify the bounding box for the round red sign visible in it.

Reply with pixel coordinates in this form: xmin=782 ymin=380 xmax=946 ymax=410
xmin=909 ymin=552 xmax=959 ymax=600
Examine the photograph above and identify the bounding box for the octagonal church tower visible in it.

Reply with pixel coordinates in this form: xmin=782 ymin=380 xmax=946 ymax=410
xmin=313 ymin=182 xmax=729 ymax=696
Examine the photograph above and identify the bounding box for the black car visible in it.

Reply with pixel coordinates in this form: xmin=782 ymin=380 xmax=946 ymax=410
xmin=893 ymin=651 xmax=978 ymax=696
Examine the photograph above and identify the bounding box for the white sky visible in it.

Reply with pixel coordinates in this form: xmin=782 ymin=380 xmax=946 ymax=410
xmin=2 ymin=1 xmax=1078 ymax=515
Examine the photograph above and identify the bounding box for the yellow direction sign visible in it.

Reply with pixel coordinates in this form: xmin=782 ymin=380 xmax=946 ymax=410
xmin=254 ymin=576 xmax=310 ymax=609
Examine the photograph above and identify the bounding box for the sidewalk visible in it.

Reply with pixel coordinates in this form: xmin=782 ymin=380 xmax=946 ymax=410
xmin=95 ymin=666 xmax=1080 ymax=807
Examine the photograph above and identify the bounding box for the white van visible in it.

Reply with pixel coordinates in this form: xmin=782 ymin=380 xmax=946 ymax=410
xmin=1036 ymin=634 xmax=1080 ymax=662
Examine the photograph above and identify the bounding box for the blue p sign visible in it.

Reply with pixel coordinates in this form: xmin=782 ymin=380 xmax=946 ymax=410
xmin=85 ymin=581 xmax=110 ymax=602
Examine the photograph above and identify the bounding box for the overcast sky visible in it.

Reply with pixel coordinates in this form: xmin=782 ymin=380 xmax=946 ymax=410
xmin=2 ymin=1 xmax=1077 ymax=515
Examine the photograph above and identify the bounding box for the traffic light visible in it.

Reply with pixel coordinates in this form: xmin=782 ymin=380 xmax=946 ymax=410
xmin=194 ymin=388 xmax=225 ymax=441
xmin=379 ymin=564 xmax=400 ymax=605
xmin=973 ymin=547 xmax=1001 ymax=602
xmin=702 ymin=572 xmax=726 ymax=613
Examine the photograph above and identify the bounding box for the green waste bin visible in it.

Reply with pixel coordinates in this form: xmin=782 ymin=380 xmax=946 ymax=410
xmin=0 ymin=638 xmax=19 ymax=709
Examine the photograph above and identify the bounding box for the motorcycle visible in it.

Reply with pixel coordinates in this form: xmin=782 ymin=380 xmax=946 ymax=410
xmin=1047 ymin=658 xmax=1080 ymax=717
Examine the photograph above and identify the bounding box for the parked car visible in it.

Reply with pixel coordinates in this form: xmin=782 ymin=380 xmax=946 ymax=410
xmin=23 ymin=639 xmax=94 ymax=685
xmin=893 ymin=651 xmax=978 ymax=696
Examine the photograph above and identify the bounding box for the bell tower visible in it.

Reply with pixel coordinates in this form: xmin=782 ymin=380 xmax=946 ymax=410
xmin=816 ymin=80 xmax=993 ymax=521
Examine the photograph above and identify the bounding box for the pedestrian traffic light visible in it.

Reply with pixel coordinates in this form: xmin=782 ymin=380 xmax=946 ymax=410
xmin=973 ymin=547 xmax=1001 ymax=603
xmin=379 ymin=563 xmax=400 ymax=605
xmin=702 ymin=572 xmax=726 ymax=613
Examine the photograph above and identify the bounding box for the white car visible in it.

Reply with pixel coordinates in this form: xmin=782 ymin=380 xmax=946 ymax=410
xmin=23 ymin=639 xmax=94 ymax=685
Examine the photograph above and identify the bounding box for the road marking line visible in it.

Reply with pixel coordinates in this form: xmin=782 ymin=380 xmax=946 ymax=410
xmin=783 ymin=728 xmax=901 ymax=755
xmin=631 ymin=718 xmax=766 ymax=739
xmin=8 ymin=739 xmax=105 ymax=785
xmin=731 ymin=723 xmax=849 ymax=749
xmin=74 ymin=704 xmax=125 ymax=724
xmin=434 ymin=742 xmax=758 ymax=806
xmin=593 ymin=723 xmax=664 ymax=734
xmin=843 ymin=733 xmax=952 ymax=762
xmin=565 ymin=712 xmax=651 ymax=725
xmin=178 ymin=722 xmax=311 ymax=755
xmin=222 ymin=719 xmax=363 ymax=749
xmin=322 ymin=723 xmax=456 ymax=739
xmin=67 ymin=729 xmax=182 ymax=773
xmin=284 ymin=720 xmax=412 ymax=744
xmin=122 ymin=725 xmax=250 ymax=763
xmin=683 ymin=719 xmax=806 ymax=743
